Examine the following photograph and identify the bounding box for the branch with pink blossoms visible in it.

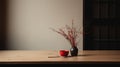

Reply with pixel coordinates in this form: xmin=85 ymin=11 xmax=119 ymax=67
xmin=50 ymin=20 xmax=83 ymax=47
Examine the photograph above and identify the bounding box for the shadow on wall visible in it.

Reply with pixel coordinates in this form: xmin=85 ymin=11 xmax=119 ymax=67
xmin=0 ymin=0 xmax=8 ymax=50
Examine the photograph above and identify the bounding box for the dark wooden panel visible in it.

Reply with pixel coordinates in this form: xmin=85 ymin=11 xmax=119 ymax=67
xmin=0 ymin=0 xmax=8 ymax=49
xmin=83 ymin=0 xmax=120 ymax=50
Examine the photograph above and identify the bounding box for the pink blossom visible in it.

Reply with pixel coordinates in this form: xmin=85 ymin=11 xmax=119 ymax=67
xmin=50 ymin=19 xmax=82 ymax=47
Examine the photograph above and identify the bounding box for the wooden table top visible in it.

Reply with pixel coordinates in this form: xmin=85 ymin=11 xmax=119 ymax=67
xmin=0 ymin=50 xmax=120 ymax=64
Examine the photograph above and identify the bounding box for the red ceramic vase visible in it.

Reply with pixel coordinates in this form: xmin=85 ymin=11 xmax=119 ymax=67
xmin=59 ymin=50 xmax=69 ymax=57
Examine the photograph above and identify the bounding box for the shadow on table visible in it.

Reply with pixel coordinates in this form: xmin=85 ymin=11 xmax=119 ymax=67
xmin=48 ymin=54 xmax=95 ymax=58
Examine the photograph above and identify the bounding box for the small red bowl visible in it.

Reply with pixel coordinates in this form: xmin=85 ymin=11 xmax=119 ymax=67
xmin=59 ymin=50 xmax=69 ymax=57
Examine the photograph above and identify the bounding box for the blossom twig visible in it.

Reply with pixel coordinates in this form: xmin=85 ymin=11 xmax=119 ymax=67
xmin=50 ymin=20 xmax=82 ymax=47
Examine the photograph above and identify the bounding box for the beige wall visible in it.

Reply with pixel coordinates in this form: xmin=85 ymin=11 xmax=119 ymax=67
xmin=7 ymin=0 xmax=83 ymax=50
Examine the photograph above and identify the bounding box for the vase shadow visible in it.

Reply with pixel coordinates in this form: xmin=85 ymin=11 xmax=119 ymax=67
xmin=67 ymin=54 xmax=94 ymax=57
xmin=48 ymin=54 xmax=95 ymax=58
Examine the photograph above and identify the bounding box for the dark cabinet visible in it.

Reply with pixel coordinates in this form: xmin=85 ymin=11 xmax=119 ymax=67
xmin=83 ymin=0 xmax=120 ymax=50
xmin=0 ymin=0 xmax=8 ymax=49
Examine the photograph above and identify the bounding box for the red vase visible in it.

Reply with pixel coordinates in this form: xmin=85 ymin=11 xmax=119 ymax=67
xmin=59 ymin=50 xmax=69 ymax=57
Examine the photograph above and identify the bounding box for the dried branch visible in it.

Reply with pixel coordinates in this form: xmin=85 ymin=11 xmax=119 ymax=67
xmin=50 ymin=19 xmax=82 ymax=47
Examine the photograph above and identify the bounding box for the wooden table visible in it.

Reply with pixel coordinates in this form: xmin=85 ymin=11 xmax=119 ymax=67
xmin=0 ymin=50 xmax=120 ymax=64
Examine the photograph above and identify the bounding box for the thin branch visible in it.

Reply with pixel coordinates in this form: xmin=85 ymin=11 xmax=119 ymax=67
xmin=50 ymin=19 xmax=82 ymax=47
